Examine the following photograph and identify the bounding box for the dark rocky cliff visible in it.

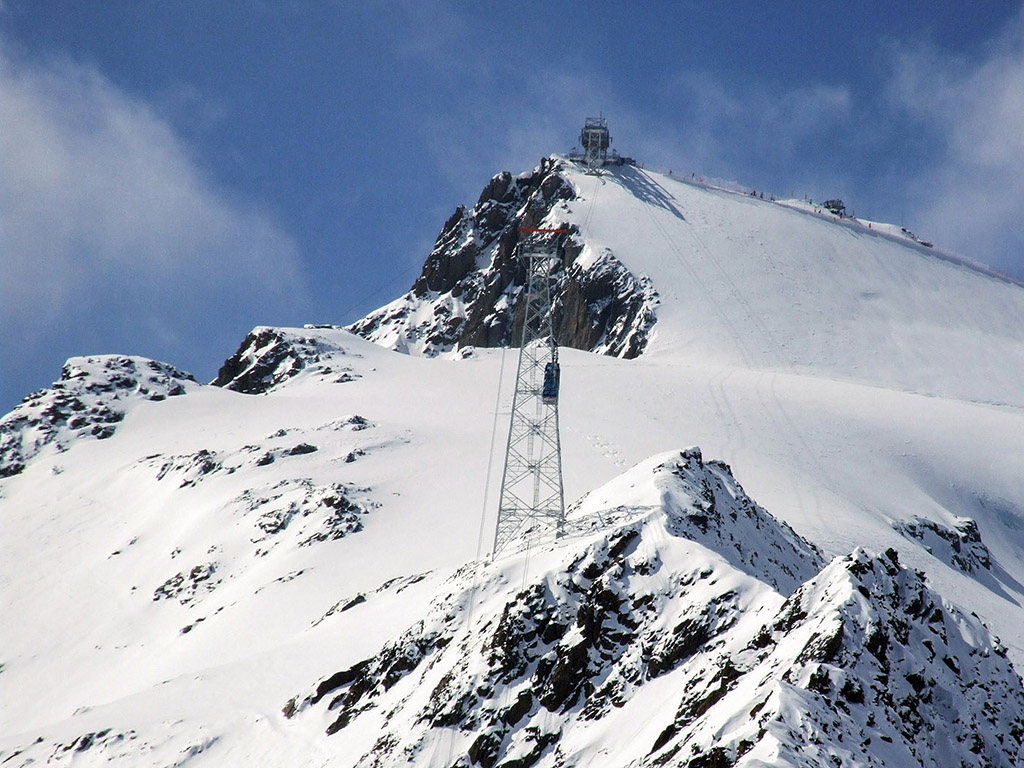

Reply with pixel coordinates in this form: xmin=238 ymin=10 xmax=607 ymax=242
xmin=348 ymin=157 xmax=658 ymax=358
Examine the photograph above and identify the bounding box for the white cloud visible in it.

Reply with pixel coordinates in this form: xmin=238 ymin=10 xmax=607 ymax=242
xmin=0 ymin=47 xmax=308 ymax=397
xmin=645 ymin=71 xmax=854 ymax=184
xmin=890 ymin=12 xmax=1024 ymax=273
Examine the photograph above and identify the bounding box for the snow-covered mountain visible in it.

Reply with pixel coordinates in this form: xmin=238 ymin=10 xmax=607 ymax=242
xmin=293 ymin=451 xmax=1024 ymax=768
xmin=3 ymin=157 xmax=1024 ymax=767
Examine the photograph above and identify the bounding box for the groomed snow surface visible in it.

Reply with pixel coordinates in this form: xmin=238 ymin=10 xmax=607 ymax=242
xmin=3 ymin=161 xmax=1024 ymax=766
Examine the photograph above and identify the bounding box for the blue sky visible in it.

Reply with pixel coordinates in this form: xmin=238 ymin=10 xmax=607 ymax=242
xmin=3 ymin=1 xmax=1024 ymax=412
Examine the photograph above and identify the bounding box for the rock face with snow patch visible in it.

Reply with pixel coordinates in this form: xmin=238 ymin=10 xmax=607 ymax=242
xmin=349 ymin=157 xmax=658 ymax=358
xmin=894 ymin=515 xmax=992 ymax=574
xmin=213 ymin=326 xmax=362 ymax=394
xmin=0 ymin=356 xmax=197 ymax=477
xmin=569 ymin=448 xmax=823 ymax=595
xmin=652 ymin=546 xmax=1024 ymax=768
xmin=292 ymin=450 xmax=1024 ymax=768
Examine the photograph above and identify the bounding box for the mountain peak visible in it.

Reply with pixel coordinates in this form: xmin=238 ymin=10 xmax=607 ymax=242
xmin=354 ymin=155 xmax=1024 ymax=405
xmin=349 ymin=156 xmax=658 ymax=359
xmin=292 ymin=448 xmax=1024 ymax=768
xmin=569 ymin=447 xmax=824 ymax=595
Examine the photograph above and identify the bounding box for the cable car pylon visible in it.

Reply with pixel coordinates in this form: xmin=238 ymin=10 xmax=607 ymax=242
xmin=493 ymin=228 xmax=566 ymax=555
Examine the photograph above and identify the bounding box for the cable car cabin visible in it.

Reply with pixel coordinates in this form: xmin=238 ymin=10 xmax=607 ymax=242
xmin=542 ymin=362 xmax=560 ymax=404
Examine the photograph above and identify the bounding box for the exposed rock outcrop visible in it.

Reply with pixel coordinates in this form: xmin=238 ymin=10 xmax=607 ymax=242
xmin=291 ymin=449 xmax=1024 ymax=768
xmin=349 ymin=157 xmax=658 ymax=359
xmin=0 ymin=356 xmax=197 ymax=477
xmin=212 ymin=326 xmax=361 ymax=394
xmin=893 ymin=515 xmax=992 ymax=574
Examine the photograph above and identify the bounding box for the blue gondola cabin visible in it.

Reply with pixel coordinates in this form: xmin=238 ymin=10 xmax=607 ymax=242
xmin=542 ymin=362 xmax=560 ymax=404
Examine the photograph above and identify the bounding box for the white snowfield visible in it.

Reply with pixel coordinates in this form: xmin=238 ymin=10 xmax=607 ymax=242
xmin=2 ymin=159 xmax=1024 ymax=767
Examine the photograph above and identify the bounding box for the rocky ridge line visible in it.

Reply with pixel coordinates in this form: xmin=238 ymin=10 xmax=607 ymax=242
xmin=348 ymin=156 xmax=658 ymax=359
xmin=289 ymin=448 xmax=1024 ymax=768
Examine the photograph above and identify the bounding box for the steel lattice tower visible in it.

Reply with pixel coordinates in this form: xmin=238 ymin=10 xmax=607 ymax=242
xmin=580 ymin=116 xmax=611 ymax=173
xmin=493 ymin=231 xmax=566 ymax=555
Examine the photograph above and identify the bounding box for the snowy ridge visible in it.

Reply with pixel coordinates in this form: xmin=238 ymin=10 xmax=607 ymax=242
xmin=568 ymin=448 xmax=823 ymax=595
xmin=292 ymin=449 xmax=1024 ymax=768
xmin=564 ymin=162 xmax=1024 ymax=405
xmin=650 ymin=547 xmax=1024 ymax=768
xmin=0 ymin=355 xmax=197 ymax=477
xmin=773 ymin=197 xmax=1024 ymax=291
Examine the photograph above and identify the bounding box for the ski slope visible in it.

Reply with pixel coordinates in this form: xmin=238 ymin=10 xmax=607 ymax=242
xmin=3 ymin=160 xmax=1024 ymax=766
xmin=565 ymin=162 xmax=1024 ymax=405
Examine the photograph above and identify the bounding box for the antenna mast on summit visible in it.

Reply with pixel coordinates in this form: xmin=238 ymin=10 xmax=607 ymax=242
xmin=493 ymin=228 xmax=566 ymax=555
